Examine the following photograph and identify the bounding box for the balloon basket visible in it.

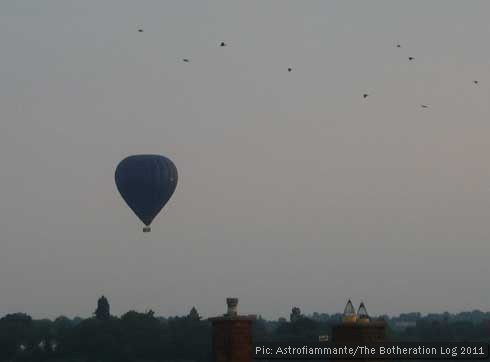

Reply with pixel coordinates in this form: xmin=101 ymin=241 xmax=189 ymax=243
xmin=143 ymin=227 xmax=151 ymax=233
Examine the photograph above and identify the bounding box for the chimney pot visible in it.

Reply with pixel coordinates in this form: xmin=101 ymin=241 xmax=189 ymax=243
xmin=226 ymin=298 xmax=238 ymax=316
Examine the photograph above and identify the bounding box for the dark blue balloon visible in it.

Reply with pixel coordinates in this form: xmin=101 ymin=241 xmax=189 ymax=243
xmin=115 ymin=155 xmax=178 ymax=227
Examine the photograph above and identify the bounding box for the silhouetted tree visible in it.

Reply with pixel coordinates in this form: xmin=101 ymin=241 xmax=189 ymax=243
xmin=188 ymin=306 xmax=201 ymax=321
xmin=290 ymin=307 xmax=302 ymax=322
xmin=0 ymin=313 xmax=35 ymax=360
xmin=94 ymin=296 xmax=110 ymax=320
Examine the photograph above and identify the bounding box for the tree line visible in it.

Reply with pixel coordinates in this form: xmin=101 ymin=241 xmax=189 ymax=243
xmin=1 ymin=297 xmax=489 ymax=361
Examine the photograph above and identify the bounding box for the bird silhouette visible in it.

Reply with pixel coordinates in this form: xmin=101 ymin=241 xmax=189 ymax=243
xmin=396 ymin=44 xmax=401 ymax=48
xmin=474 ymin=80 xmax=479 ymax=84
xmin=220 ymin=42 xmax=226 ymax=47
xmin=288 ymin=67 xmax=292 ymax=72
xmin=138 ymin=29 xmax=143 ymax=32
xmin=421 ymin=105 xmax=428 ymax=108
xmin=408 ymin=57 xmax=414 ymax=61
xmin=182 ymin=58 xmax=190 ymax=62
xmin=363 ymin=94 xmax=369 ymax=99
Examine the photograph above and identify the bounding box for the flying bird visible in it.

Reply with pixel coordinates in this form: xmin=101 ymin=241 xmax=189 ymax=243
xmin=288 ymin=67 xmax=292 ymax=72
xmin=363 ymin=93 xmax=369 ymax=99
xmin=408 ymin=57 xmax=414 ymax=61
xmin=138 ymin=29 xmax=143 ymax=32
xmin=396 ymin=44 xmax=401 ymax=48
xmin=421 ymin=105 xmax=428 ymax=108
xmin=182 ymin=58 xmax=190 ymax=62
xmin=220 ymin=42 xmax=227 ymax=47
xmin=474 ymin=80 xmax=479 ymax=84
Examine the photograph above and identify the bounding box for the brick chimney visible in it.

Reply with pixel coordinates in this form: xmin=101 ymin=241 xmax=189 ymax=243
xmin=332 ymin=304 xmax=387 ymax=362
xmin=209 ymin=298 xmax=255 ymax=362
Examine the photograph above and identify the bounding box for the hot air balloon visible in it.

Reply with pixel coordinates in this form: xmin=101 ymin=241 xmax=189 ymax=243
xmin=115 ymin=155 xmax=178 ymax=232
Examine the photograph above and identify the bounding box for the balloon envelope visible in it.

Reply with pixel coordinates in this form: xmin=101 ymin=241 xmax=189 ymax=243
xmin=115 ymin=155 xmax=178 ymax=226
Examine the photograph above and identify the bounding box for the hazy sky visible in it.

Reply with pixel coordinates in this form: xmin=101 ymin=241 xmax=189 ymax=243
xmin=1 ymin=1 xmax=490 ymax=320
